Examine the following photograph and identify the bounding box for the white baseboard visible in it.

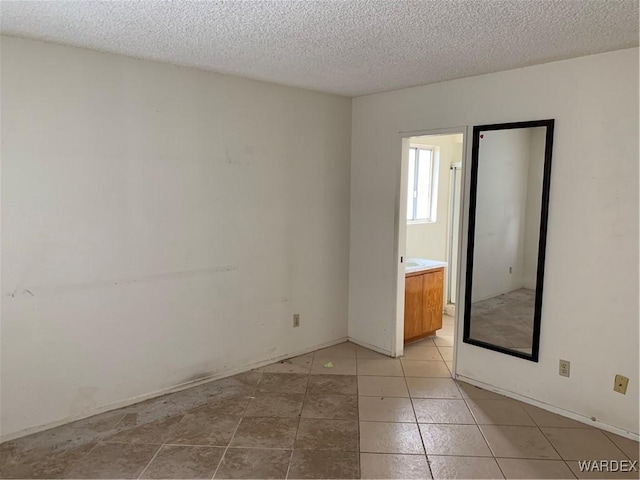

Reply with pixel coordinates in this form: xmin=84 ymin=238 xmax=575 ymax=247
xmin=0 ymin=336 xmax=348 ymax=443
xmin=456 ymin=374 xmax=640 ymax=442
xmin=347 ymin=337 xmax=394 ymax=357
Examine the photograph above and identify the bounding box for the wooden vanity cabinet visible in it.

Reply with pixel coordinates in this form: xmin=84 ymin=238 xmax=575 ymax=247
xmin=404 ymin=267 xmax=444 ymax=343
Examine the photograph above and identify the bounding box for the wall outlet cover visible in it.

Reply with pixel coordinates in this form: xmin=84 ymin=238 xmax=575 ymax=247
xmin=293 ymin=313 xmax=300 ymax=328
xmin=613 ymin=374 xmax=629 ymax=394
xmin=559 ymin=359 xmax=570 ymax=377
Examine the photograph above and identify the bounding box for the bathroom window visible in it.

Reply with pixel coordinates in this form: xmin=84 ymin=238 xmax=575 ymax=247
xmin=407 ymin=146 xmax=438 ymax=222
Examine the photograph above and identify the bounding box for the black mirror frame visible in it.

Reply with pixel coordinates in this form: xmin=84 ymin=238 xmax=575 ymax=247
xmin=463 ymin=119 xmax=555 ymax=362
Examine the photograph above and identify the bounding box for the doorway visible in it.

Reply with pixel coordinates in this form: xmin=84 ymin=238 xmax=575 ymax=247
xmin=394 ymin=128 xmax=466 ymax=371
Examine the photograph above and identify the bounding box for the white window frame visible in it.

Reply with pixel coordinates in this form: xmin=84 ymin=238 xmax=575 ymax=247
xmin=407 ymin=145 xmax=439 ymax=224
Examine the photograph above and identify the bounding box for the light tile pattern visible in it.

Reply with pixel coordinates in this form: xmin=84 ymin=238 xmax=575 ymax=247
xmin=1 ymin=322 xmax=638 ymax=479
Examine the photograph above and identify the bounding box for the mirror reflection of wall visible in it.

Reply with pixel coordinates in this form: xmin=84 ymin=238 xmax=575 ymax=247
xmin=465 ymin=122 xmax=553 ymax=360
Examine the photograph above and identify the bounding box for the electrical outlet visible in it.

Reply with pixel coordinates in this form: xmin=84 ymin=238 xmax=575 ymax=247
xmin=293 ymin=313 xmax=300 ymax=328
xmin=559 ymin=359 xmax=570 ymax=377
xmin=613 ymin=374 xmax=628 ymax=394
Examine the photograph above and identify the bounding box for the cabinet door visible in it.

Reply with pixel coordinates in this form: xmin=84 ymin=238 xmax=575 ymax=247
xmin=404 ymin=274 xmax=424 ymax=341
xmin=422 ymin=268 xmax=444 ymax=333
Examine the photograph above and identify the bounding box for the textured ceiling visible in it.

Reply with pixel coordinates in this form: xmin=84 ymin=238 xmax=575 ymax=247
xmin=1 ymin=0 xmax=638 ymax=97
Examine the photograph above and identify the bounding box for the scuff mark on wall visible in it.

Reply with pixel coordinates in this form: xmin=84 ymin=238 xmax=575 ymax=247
xmin=1 ymin=265 xmax=238 ymax=298
xmin=179 ymin=371 xmax=221 ymax=385
xmin=224 ymin=146 xmax=251 ymax=166
xmin=3 ymin=289 xmax=35 ymax=298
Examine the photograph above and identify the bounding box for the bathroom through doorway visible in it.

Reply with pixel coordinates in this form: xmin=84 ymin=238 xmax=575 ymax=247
xmin=393 ymin=127 xmax=466 ymax=370
xmin=406 ymin=132 xmax=464 ymax=311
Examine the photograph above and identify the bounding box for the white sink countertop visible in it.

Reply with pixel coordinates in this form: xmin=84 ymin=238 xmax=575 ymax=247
xmin=405 ymin=257 xmax=447 ymax=274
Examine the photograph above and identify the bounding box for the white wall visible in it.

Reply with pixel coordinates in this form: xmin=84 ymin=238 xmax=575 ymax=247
xmin=472 ymin=128 xmax=530 ymax=301
xmin=0 ymin=36 xmax=352 ymax=439
xmin=405 ymin=135 xmax=460 ymax=263
xmin=349 ymin=48 xmax=639 ymax=435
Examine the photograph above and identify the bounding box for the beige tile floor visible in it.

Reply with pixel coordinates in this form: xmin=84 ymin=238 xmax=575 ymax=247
xmin=1 ymin=316 xmax=638 ymax=479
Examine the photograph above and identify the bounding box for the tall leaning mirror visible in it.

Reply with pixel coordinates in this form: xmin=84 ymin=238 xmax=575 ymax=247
xmin=463 ymin=119 xmax=554 ymax=362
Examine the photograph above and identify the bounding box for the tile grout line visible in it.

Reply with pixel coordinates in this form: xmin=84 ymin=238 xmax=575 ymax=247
xmin=399 ymin=355 xmax=433 ymax=479
xmin=456 ymin=385 xmax=508 ymax=479
xmin=163 ymin=443 xmax=292 ymax=450
xmin=40 ymin=413 xmax=141 ymax=475
xmin=448 ymin=364 xmax=505 ymax=475
xmin=63 ymin=439 xmax=102 ymax=474
xmin=516 ymin=399 xmax=580 ymax=474
xmin=284 ymin=352 xmax=312 ymax=480
xmin=602 ymin=431 xmax=637 ymax=462
xmin=107 ymin=413 xmax=129 ymax=432
xmin=361 ymin=419 xmax=478 ymax=424
xmin=461 ymin=390 xmax=579 ymax=479
xmin=534 ymin=422 xmax=580 ymax=478
xmin=210 ymin=369 xmax=263 ymax=480
xmin=136 ymin=443 xmax=165 ymax=479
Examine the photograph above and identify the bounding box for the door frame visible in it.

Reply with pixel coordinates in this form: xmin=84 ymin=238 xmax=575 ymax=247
xmin=447 ymin=161 xmax=463 ymax=306
xmin=392 ymin=126 xmax=469 ymax=372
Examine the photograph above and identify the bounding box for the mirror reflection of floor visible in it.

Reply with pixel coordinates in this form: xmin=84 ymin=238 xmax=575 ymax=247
xmin=469 ymin=288 xmax=535 ymax=354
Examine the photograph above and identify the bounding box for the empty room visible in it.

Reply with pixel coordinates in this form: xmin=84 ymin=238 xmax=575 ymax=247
xmin=1 ymin=1 xmax=638 ymax=479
